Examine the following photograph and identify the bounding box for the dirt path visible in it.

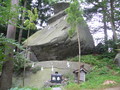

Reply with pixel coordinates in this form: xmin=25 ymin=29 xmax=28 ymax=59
xmin=104 ymin=86 xmax=120 ymax=90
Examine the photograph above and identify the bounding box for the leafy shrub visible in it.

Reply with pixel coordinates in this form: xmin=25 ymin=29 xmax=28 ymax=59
xmin=68 ymin=55 xmax=101 ymax=66
xmin=81 ymin=55 xmax=99 ymax=65
xmin=65 ymin=83 xmax=81 ymax=90
xmin=106 ymin=39 xmax=119 ymax=51
xmin=95 ymin=43 xmax=106 ymax=54
xmin=68 ymin=54 xmax=115 ymax=68
xmin=98 ymin=52 xmax=116 ymax=59
xmin=14 ymin=52 xmax=29 ymax=73
xmin=0 ymin=34 xmax=24 ymax=72
xmin=31 ymin=66 xmax=41 ymax=73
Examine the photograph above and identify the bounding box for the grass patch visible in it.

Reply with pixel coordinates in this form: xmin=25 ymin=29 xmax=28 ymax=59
xmin=68 ymin=54 xmax=114 ymax=67
xmin=81 ymin=72 xmax=120 ymax=89
xmin=65 ymin=54 xmax=120 ymax=89
xmin=64 ymin=83 xmax=81 ymax=90
xmin=65 ymin=73 xmax=120 ymax=89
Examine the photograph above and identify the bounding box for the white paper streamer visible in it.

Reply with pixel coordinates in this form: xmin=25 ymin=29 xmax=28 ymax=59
xmin=32 ymin=63 xmax=35 ymax=67
xmin=41 ymin=67 xmax=43 ymax=71
xmin=67 ymin=61 xmax=70 ymax=68
xmin=52 ymin=65 xmax=54 ymax=72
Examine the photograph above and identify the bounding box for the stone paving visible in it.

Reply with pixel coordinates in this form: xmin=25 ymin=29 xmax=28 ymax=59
xmin=52 ymin=87 xmax=61 ymax=90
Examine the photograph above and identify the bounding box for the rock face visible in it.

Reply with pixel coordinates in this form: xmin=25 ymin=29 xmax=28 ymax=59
xmin=23 ymin=3 xmax=94 ymax=61
xmin=53 ymin=2 xmax=69 ymax=14
xmin=114 ymin=53 xmax=120 ymax=67
xmin=13 ymin=61 xmax=91 ymax=88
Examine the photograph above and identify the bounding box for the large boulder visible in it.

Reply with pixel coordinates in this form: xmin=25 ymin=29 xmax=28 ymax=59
xmin=23 ymin=3 xmax=94 ymax=61
xmin=23 ymin=15 xmax=94 ymax=61
xmin=114 ymin=53 xmax=120 ymax=67
xmin=53 ymin=2 xmax=69 ymax=14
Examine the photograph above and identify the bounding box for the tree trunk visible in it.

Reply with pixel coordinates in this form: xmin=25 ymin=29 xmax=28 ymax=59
xmin=110 ymin=0 xmax=117 ymax=42
xmin=38 ymin=0 xmax=43 ymax=26
xmin=102 ymin=4 xmax=108 ymax=51
xmin=0 ymin=60 xmax=14 ymax=90
xmin=17 ymin=0 xmax=27 ymax=52
xmin=23 ymin=29 xmax=30 ymax=86
xmin=76 ymin=24 xmax=81 ymax=84
xmin=110 ymin=20 xmax=117 ymax=42
xmin=0 ymin=0 xmax=19 ymax=90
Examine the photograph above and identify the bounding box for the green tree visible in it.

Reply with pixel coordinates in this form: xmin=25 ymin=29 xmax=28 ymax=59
xmin=31 ymin=0 xmax=58 ymax=26
xmin=0 ymin=0 xmax=19 ymax=89
xmin=84 ymin=0 xmax=120 ymax=50
xmin=22 ymin=8 xmax=38 ymax=86
xmin=17 ymin=0 xmax=27 ymax=51
xmin=66 ymin=0 xmax=84 ymax=83
xmin=24 ymin=8 xmax=38 ymax=39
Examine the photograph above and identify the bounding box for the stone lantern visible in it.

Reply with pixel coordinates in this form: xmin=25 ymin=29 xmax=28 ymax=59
xmin=51 ymin=72 xmax=63 ymax=83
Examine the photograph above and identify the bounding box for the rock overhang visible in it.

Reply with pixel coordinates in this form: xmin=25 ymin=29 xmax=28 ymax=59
xmin=23 ymin=2 xmax=94 ymax=61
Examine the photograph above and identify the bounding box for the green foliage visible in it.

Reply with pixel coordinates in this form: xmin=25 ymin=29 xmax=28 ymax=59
xmin=66 ymin=54 xmax=120 ymax=89
xmin=95 ymin=43 xmax=106 ymax=54
xmin=66 ymin=0 xmax=83 ymax=24
xmin=81 ymin=55 xmax=100 ymax=65
xmin=65 ymin=73 xmax=120 ymax=89
xmin=0 ymin=0 xmax=11 ymax=24
xmin=68 ymin=27 xmax=75 ymax=37
xmin=68 ymin=54 xmax=115 ymax=67
xmin=14 ymin=52 xmax=29 ymax=73
xmin=98 ymin=52 xmax=116 ymax=59
xmin=80 ymin=65 xmax=120 ymax=89
xmin=66 ymin=0 xmax=84 ymax=36
xmin=107 ymin=40 xmax=118 ymax=51
xmin=0 ymin=34 xmax=23 ymax=61
xmin=65 ymin=83 xmax=81 ymax=90
xmin=24 ymin=8 xmax=38 ymax=30
xmin=80 ymin=75 xmax=120 ymax=89
xmin=0 ymin=0 xmax=21 ymax=26
xmin=68 ymin=55 xmax=101 ymax=66
xmin=85 ymin=0 xmax=120 ymax=33
xmin=0 ymin=34 xmax=24 ymax=71
xmin=31 ymin=66 xmax=41 ymax=74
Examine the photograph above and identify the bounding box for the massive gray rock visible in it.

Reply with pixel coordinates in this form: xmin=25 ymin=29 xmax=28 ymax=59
xmin=53 ymin=2 xmax=69 ymax=14
xmin=114 ymin=53 xmax=120 ymax=67
xmin=23 ymin=3 xmax=94 ymax=61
